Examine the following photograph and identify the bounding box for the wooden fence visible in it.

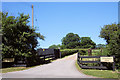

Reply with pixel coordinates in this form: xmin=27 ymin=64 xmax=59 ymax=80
xmin=37 ymin=49 xmax=60 ymax=59
xmin=2 ymin=49 xmax=60 ymax=67
xmin=77 ymin=52 xmax=115 ymax=71
xmin=39 ymin=53 xmax=55 ymax=62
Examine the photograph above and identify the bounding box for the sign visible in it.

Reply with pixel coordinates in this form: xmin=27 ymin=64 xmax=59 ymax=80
xmin=43 ymin=49 xmax=45 ymax=51
xmin=100 ymin=57 xmax=114 ymax=62
xmin=2 ymin=58 xmax=14 ymax=62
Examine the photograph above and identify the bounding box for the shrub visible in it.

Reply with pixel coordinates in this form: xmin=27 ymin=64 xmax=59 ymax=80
xmin=101 ymin=48 xmax=109 ymax=56
xmin=60 ymin=49 xmax=78 ymax=57
xmin=78 ymin=50 xmax=88 ymax=55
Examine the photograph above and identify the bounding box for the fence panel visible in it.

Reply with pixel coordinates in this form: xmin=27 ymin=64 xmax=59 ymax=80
xmin=77 ymin=52 xmax=115 ymax=71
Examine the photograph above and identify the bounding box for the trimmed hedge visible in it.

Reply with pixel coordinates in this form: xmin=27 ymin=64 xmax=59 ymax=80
xmin=60 ymin=49 xmax=90 ymax=57
xmin=60 ymin=49 xmax=104 ymax=57
xmin=78 ymin=49 xmax=88 ymax=55
xmin=60 ymin=49 xmax=78 ymax=57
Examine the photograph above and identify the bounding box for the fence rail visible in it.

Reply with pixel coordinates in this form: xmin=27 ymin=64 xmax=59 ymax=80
xmin=2 ymin=49 xmax=60 ymax=67
xmin=77 ymin=52 xmax=115 ymax=71
xmin=39 ymin=53 xmax=55 ymax=62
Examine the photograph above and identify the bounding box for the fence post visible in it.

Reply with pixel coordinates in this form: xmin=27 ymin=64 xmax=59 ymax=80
xmin=113 ymin=56 xmax=115 ymax=71
xmin=44 ymin=55 xmax=45 ymax=63
xmin=77 ymin=53 xmax=79 ymax=61
xmin=100 ymin=56 xmax=103 ymax=70
xmin=88 ymin=49 xmax=92 ymax=56
xmin=77 ymin=52 xmax=80 ymax=62
xmin=60 ymin=51 xmax=61 ymax=58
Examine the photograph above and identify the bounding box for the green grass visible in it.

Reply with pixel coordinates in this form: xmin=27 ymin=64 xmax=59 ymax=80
xmin=1 ymin=63 xmax=43 ymax=73
xmin=1 ymin=67 xmax=31 ymax=73
xmin=75 ymin=61 xmax=119 ymax=79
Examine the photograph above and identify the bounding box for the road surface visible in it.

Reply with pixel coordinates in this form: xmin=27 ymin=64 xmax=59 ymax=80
xmin=2 ymin=53 xmax=95 ymax=78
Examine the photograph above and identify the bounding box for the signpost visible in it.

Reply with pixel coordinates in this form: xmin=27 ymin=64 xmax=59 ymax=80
xmin=100 ymin=56 xmax=115 ymax=71
xmin=100 ymin=57 xmax=114 ymax=62
xmin=2 ymin=58 xmax=14 ymax=62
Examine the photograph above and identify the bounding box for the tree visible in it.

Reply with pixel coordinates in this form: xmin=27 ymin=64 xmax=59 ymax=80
xmin=80 ymin=37 xmax=96 ymax=49
xmin=61 ymin=33 xmax=80 ymax=49
xmin=96 ymin=44 xmax=106 ymax=49
xmin=60 ymin=44 xmax=66 ymax=49
xmin=99 ymin=24 xmax=118 ymax=44
xmin=49 ymin=44 xmax=61 ymax=49
xmin=99 ymin=23 xmax=120 ymax=68
xmin=106 ymin=28 xmax=120 ymax=68
xmin=2 ymin=12 xmax=44 ymax=58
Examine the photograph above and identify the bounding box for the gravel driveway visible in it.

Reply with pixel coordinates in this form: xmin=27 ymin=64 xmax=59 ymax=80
xmin=2 ymin=53 xmax=95 ymax=78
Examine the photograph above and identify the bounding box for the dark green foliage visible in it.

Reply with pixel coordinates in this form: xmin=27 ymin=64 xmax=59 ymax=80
xmin=78 ymin=50 xmax=88 ymax=55
xmin=80 ymin=37 xmax=96 ymax=48
xmin=60 ymin=49 xmax=78 ymax=57
xmin=62 ymin=33 xmax=80 ymax=49
xmin=99 ymin=24 xmax=118 ymax=44
xmin=101 ymin=48 xmax=109 ymax=56
xmin=99 ymin=23 xmax=120 ymax=68
xmin=1 ymin=12 xmax=44 ymax=64
xmin=60 ymin=44 xmax=66 ymax=49
xmin=96 ymin=44 xmax=106 ymax=49
xmin=49 ymin=44 xmax=60 ymax=49
xmin=80 ymin=37 xmax=96 ymax=49
xmin=61 ymin=33 xmax=96 ymax=49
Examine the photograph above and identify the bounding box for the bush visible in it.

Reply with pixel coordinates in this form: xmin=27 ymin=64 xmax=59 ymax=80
xmin=101 ymin=48 xmax=108 ymax=56
xmin=60 ymin=49 xmax=78 ymax=57
xmin=78 ymin=50 xmax=88 ymax=55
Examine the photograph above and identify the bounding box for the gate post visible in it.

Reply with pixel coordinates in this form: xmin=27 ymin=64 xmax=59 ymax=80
xmin=60 ymin=51 xmax=61 ymax=58
xmin=88 ymin=49 xmax=92 ymax=56
xmin=100 ymin=56 xmax=103 ymax=70
xmin=113 ymin=56 xmax=115 ymax=71
xmin=44 ymin=55 xmax=45 ymax=63
xmin=77 ymin=53 xmax=79 ymax=61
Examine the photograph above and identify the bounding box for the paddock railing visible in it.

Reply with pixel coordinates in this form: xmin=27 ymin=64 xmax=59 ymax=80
xmin=77 ymin=52 xmax=115 ymax=71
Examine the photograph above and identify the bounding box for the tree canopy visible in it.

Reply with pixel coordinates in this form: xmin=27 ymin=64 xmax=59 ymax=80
xmin=49 ymin=44 xmax=60 ymax=49
xmin=61 ymin=33 xmax=80 ymax=49
xmin=99 ymin=23 xmax=120 ymax=68
xmin=96 ymin=44 xmax=106 ymax=49
xmin=2 ymin=12 xmax=44 ymax=58
xmin=61 ymin=33 xmax=96 ymax=49
xmin=80 ymin=37 xmax=96 ymax=49
xmin=99 ymin=24 xmax=118 ymax=44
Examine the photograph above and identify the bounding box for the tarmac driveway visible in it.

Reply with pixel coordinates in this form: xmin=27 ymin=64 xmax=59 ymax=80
xmin=2 ymin=53 xmax=95 ymax=78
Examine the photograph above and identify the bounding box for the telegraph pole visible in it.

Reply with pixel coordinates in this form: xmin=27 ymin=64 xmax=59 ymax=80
xmin=32 ymin=4 xmax=34 ymax=29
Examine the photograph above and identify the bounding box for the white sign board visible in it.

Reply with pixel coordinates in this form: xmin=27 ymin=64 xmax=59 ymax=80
xmin=2 ymin=58 xmax=14 ymax=62
xmin=100 ymin=57 xmax=114 ymax=62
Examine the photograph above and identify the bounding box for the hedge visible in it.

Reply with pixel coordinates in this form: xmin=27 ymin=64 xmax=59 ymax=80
xmin=78 ymin=49 xmax=88 ymax=55
xmin=60 ymin=49 xmax=78 ymax=57
xmin=60 ymin=49 xmax=89 ymax=57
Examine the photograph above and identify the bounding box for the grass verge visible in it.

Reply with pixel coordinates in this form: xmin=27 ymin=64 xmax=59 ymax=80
xmin=1 ymin=63 xmax=43 ymax=73
xmin=75 ymin=61 xmax=118 ymax=79
xmin=1 ymin=67 xmax=31 ymax=73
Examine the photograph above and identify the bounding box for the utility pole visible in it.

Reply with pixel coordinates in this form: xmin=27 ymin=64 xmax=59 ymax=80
xmin=32 ymin=4 xmax=34 ymax=29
